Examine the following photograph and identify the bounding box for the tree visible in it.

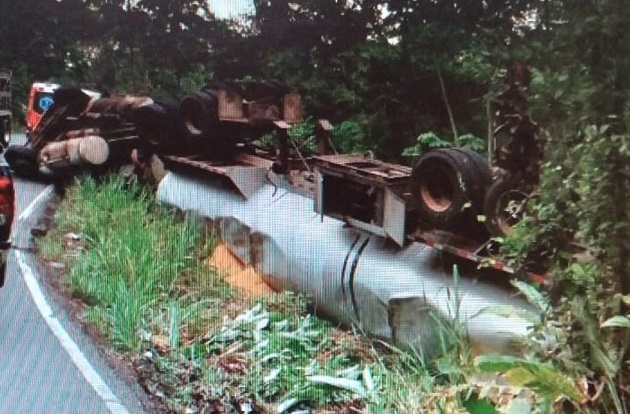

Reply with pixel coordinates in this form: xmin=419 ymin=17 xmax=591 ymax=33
xmin=0 ymin=0 xmax=98 ymax=120
xmin=500 ymin=1 xmax=630 ymax=410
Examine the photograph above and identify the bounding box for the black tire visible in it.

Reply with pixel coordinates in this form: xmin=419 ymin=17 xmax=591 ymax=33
xmin=483 ymin=176 xmax=530 ymax=237
xmin=178 ymin=91 xmax=218 ymax=141
xmin=447 ymin=148 xmax=492 ymax=208
xmin=411 ymin=148 xmax=491 ymax=227
xmin=5 ymin=145 xmax=39 ymax=178
xmin=0 ymin=119 xmax=6 ymax=148
xmin=134 ymin=103 xmax=170 ymax=147
xmin=0 ymin=260 xmax=6 ymax=287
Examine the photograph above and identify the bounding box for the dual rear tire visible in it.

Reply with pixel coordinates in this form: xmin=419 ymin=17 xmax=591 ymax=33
xmin=411 ymin=148 xmax=492 ymax=229
xmin=483 ymin=176 xmax=531 ymax=237
xmin=411 ymin=148 xmax=531 ymax=237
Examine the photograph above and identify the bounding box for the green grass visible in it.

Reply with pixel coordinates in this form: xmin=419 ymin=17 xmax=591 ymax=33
xmin=41 ymin=175 xmax=210 ymax=351
xmin=39 ymin=174 xmax=560 ymax=414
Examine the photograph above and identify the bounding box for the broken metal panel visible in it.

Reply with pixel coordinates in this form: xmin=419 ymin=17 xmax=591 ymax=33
xmin=313 ymin=155 xmax=412 ymax=246
xmin=224 ymin=166 xmax=269 ymax=199
xmin=217 ymin=87 xmax=245 ymax=120
xmin=313 ymin=154 xmax=412 ymax=184
xmin=249 ymin=101 xmax=280 ymax=121
xmin=162 ymin=155 xmax=268 ymax=199
xmin=315 ymin=119 xmax=335 ymax=155
xmin=314 ymin=169 xmax=324 ymax=216
xmin=157 ymin=171 xmax=533 ymax=358
xmin=215 ymin=82 xmax=300 ymax=124
xmin=84 ymin=96 xmax=153 ymax=119
xmin=383 ymin=188 xmax=407 ymax=246
xmin=282 ymin=93 xmax=302 ymax=123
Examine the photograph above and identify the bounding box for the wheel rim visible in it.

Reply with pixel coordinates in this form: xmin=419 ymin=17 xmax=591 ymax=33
xmin=182 ymin=103 xmax=204 ymax=136
xmin=495 ymin=189 xmax=529 ymax=235
xmin=419 ymin=165 xmax=455 ymax=213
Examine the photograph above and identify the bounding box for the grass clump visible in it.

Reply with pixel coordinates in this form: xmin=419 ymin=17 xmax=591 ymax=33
xmin=40 ymin=175 xmax=213 ymax=351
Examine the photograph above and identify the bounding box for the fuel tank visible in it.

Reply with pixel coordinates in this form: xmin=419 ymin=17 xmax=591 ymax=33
xmin=156 ymin=171 xmax=533 ymax=358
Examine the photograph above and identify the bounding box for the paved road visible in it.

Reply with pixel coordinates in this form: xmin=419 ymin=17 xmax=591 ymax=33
xmin=0 ymin=135 xmax=148 ymax=413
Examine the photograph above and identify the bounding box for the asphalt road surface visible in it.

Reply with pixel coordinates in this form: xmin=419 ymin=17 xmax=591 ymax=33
xmin=0 ymin=134 xmax=148 ymax=413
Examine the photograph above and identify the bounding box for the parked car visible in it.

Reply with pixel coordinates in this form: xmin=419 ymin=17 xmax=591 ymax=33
xmin=0 ymin=162 xmax=14 ymax=286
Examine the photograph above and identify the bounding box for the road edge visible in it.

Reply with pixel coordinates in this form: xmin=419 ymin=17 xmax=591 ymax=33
xmin=16 ymin=185 xmax=131 ymax=414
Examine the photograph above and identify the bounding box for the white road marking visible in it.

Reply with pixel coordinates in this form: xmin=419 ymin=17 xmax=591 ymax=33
xmin=17 ymin=185 xmax=54 ymax=223
xmin=16 ymin=186 xmax=131 ymax=414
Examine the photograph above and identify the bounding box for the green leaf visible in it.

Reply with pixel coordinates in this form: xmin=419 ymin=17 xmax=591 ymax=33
xmin=473 ymin=305 xmax=540 ymax=324
xmin=306 ymin=375 xmax=367 ymax=396
xmin=474 ymin=356 xmax=582 ymax=402
xmin=511 ymin=280 xmax=548 ymax=311
xmin=601 ymin=315 xmax=630 ymax=329
xmin=437 ymin=359 xmax=459 ymax=375
xmin=463 ymin=395 xmax=499 ymax=414
xmin=504 ymin=366 xmax=537 ymax=386
xmin=362 ymin=366 xmax=375 ymax=391
xmin=475 ymin=355 xmax=521 ymax=372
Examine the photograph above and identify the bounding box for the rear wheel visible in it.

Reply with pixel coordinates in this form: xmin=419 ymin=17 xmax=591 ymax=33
xmin=5 ymin=145 xmax=39 ymax=178
xmin=411 ymin=148 xmax=491 ymax=227
xmin=134 ymin=103 xmax=170 ymax=147
xmin=483 ymin=176 xmax=530 ymax=237
xmin=178 ymin=91 xmax=218 ymax=141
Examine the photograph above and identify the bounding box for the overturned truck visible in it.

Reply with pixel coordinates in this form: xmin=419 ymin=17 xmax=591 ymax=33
xmin=6 ymin=78 xmax=542 ymax=281
xmin=6 ymin=76 xmax=543 ymax=274
xmin=5 ymin=77 xmax=542 ymax=354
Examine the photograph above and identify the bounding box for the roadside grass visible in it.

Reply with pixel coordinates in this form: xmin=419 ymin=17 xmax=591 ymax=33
xmin=38 ymin=174 xmax=538 ymax=413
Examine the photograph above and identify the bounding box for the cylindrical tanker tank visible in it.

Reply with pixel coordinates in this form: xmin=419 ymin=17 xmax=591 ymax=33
xmin=38 ymin=135 xmax=110 ymax=172
xmin=156 ymin=171 xmax=533 ymax=358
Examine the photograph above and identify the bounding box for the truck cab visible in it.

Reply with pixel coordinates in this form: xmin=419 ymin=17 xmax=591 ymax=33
xmin=26 ymin=82 xmax=61 ymax=135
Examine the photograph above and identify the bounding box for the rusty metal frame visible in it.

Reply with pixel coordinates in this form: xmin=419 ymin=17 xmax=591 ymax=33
xmin=313 ymin=154 xmax=412 ymax=246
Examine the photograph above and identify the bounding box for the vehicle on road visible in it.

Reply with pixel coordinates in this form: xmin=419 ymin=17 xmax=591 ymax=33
xmin=0 ymin=69 xmax=15 ymax=285
xmin=0 ymin=162 xmax=14 ymax=286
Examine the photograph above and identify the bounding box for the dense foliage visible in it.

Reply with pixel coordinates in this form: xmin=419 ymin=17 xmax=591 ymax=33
xmin=3 ymin=0 xmax=630 ymax=411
